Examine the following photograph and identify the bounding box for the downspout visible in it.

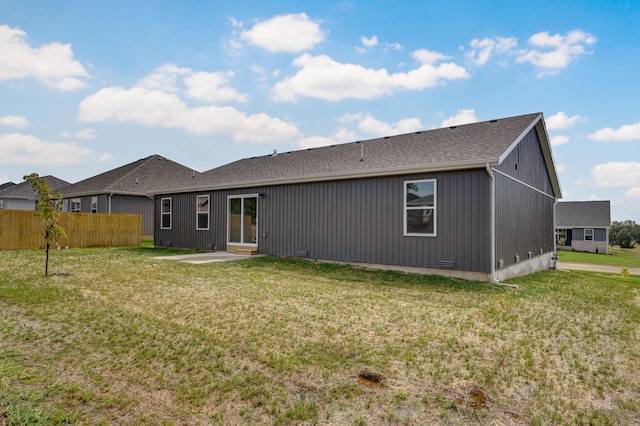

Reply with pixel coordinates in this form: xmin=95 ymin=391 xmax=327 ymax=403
xmin=108 ymin=193 xmax=113 ymax=214
xmin=552 ymin=199 xmax=558 ymax=269
xmin=485 ymin=163 xmax=498 ymax=283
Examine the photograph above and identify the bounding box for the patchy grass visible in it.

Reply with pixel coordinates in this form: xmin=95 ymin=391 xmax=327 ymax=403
xmin=1 ymin=247 xmax=639 ymax=425
xmin=558 ymin=245 xmax=640 ymax=268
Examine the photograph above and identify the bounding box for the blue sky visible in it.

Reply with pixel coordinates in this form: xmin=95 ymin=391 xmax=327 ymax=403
xmin=1 ymin=0 xmax=639 ymax=221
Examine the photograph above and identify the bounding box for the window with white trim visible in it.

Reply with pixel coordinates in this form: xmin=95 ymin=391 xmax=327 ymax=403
xmin=70 ymin=198 xmax=81 ymax=213
xmin=161 ymin=197 xmax=172 ymax=229
xmin=584 ymin=228 xmax=594 ymax=241
xmin=404 ymin=179 xmax=436 ymax=236
xmin=91 ymin=196 xmax=98 ymax=213
xmin=196 ymin=195 xmax=209 ymax=230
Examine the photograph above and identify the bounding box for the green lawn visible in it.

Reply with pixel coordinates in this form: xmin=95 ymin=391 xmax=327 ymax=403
xmin=1 ymin=247 xmax=639 ymax=425
xmin=558 ymin=245 xmax=640 ymax=268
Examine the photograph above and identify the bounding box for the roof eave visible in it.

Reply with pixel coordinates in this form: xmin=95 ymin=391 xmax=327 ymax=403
xmin=150 ymin=159 xmax=500 ymax=195
xmin=61 ymin=190 xmax=151 ymax=198
xmin=498 ymin=113 xmax=562 ymax=199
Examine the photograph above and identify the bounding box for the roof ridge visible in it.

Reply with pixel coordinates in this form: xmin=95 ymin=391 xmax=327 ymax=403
xmin=108 ymin=154 xmax=162 ymax=190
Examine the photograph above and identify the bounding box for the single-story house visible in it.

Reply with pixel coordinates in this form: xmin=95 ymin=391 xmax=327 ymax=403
xmin=555 ymin=200 xmax=611 ymax=254
xmin=60 ymin=155 xmax=197 ymax=238
xmin=0 ymin=176 xmax=70 ymax=210
xmin=152 ymin=112 xmax=562 ymax=282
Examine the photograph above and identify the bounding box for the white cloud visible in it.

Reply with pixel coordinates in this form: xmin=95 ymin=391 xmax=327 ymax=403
xmin=99 ymin=152 xmax=113 ymax=162
xmin=358 ymin=115 xmax=423 ymax=136
xmin=588 ymin=121 xmax=640 ymax=142
xmin=361 ymin=35 xmax=378 ymax=47
xmin=184 ymin=71 xmax=248 ymax=103
xmin=546 ymin=111 xmax=585 ymax=129
xmin=73 ymin=128 xmax=96 ymax=140
xmin=0 ymin=25 xmax=89 ymax=90
xmin=78 ymin=86 xmax=299 ymax=144
xmin=136 ymin=64 xmax=190 ymax=92
xmin=272 ymin=53 xmax=469 ymax=102
xmin=441 ymin=109 xmax=478 ymax=127
xmin=0 ymin=133 xmax=91 ymax=165
xmin=0 ymin=176 xmax=10 ymax=185
xmin=136 ymin=64 xmax=248 ymax=104
xmin=591 ymin=162 xmax=640 ymax=187
xmin=466 ymin=36 xmax=517 ymax=66
xmin=556 ymin=163 xmax=566 ymax=173
xmin=298 ymin=127 xmax=357 ymax=149
xmin=625 ymin=187 xmax=640 ymax=198
xmin=0 ymin=115 xmax=29 ymax=128
xmin=412 ymin=49 xmax=450 ymax=65
xmin=516 ymin=30 xmax=596 ymax=76
xmin=550 ymin=135 xmax=570 ymax=146
xmin=587 ymin=194 xmax=600 ymax=201
xmin=240 ymin=13 xmax=325 ymax=52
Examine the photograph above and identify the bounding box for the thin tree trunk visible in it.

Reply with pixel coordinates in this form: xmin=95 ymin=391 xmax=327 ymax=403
xmin=45 ymin=241 xmax=50 ymax=276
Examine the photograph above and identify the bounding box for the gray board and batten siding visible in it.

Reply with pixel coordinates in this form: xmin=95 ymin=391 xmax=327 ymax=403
xmin=153 ymin=112 xmax=561 ymax=281
xmin=494 ymin=124 xmax=556 ymax=271
xmin=155 ymin=168 xmax=491 ymax=273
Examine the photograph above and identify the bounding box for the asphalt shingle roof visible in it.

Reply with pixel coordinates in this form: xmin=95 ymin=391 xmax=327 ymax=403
xmin=0 ymin=176 xmax=70 ymax=200
xmin=555 ymin=201 xmax=611 ymax=227
xmin=162 ymin=112 xmax=554 ymax=194
xmin=60 ymin=155 xmax=197 ymax=197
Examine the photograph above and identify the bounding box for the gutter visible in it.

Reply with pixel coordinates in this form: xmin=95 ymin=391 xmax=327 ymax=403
xmin=149 ymin=158 xmax=502 ymax=196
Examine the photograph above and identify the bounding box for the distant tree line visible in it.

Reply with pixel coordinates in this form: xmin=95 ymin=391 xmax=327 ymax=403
xmin=609 ymin=220 xmax=640 ymax=248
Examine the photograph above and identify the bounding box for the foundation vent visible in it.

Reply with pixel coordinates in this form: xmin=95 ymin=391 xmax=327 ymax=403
xmin=498 ymin=258 xmax=505 ymax=269
xmin=439 ymin=259 xmax=456 ymax=269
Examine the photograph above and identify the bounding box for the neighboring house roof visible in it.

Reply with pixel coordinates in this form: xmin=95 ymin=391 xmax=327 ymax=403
xmin=154 ymin=112 xmax=560 ymax=197
xmin=0 ymin=182 xmax=16 ymax=192
xmin=60 ymin=155 xmax=198 ymax=197
xmin=0 ymin=176 xmax=70 ymax=200
xmin=555 ymin=201 xmax=611 ymax=228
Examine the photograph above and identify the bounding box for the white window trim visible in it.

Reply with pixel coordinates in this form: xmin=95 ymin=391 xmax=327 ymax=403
xmin=196 ymin=194 xmax=210 ymax=231
xmin=404 ymin=179 xmax=437 ymax=237
xmin=161 ymin=197 xmax=172 ymax=230
xmin=70 ymin=198 xmax=81 ymax=213
xmin=227 ymin=194 xmax=258 ymax=246
xmin=584 ymin=228 xmax=594 ymax=241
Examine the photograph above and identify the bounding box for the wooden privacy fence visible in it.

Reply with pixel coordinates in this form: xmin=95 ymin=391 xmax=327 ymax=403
xmin=0 ymin=210 xmax=141 ymax=250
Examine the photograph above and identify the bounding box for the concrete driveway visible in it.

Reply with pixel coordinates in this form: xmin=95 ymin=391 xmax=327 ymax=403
xmin=151 ymin=251 xmax=257 ymax=264
xmin=556 ymin=261 xmax=640 ymax=275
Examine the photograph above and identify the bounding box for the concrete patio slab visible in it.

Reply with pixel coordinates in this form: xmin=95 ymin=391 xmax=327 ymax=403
xmin=151 ymin=251 xmax=257 ymax=264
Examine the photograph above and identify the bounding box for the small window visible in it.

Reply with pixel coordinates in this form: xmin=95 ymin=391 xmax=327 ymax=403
xmin=585 ymin=228 xmax=594 ymax=241
xmin=404 ymin=179 xmax=437 ymax=236
xmin=161 ymin=197 xmax=172 ymax=229
xmin=70 ymin=198 xmax=81 ymax=213
xmin=91 ymin=196 xmax=98 ymax=213
xmin=196 ymin=195 xmax=209 ymax=230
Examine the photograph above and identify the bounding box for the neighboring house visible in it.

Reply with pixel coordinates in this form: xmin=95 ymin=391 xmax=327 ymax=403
xmin=555 ymin=200 xmax=611 ymax=254
xmin=60 ymin=155 xmax=197 ymax=238
xmin=153 ymin=112 xmax=562 ymax=282
xmin=0 ymin=176 xmax=70 ymax=210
